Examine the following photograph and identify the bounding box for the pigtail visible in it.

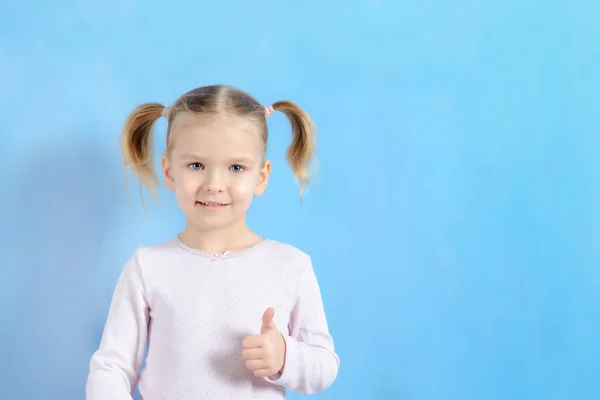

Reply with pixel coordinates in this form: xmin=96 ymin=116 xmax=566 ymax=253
xmin=121 ymin=102 xmax=165 ymax=204
xmin=270 ymin=100 xmax=316 ymax=196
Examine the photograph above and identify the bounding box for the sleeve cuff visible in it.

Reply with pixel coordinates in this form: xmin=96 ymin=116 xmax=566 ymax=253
xmin=263 ymin=334 xmax=298 ymax=387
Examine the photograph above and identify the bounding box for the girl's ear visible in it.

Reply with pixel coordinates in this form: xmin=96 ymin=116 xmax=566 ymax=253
xmin=254 ymin=160 xmax=271 ymax=196
xmin=161 ymin=154 xmax=176 ymax=191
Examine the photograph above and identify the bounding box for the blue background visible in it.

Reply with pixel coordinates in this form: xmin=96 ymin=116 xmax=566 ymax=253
xmin=1 ymin=1 xmax=599 ymax=399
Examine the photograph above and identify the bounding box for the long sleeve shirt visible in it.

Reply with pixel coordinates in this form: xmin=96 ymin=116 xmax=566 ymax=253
xmin=86 ymin=236 xmax=339 ymax=400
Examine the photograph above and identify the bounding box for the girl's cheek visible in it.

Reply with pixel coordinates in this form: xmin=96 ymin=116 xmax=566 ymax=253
xmin=233 ymin=174 xmax=259 ymax=195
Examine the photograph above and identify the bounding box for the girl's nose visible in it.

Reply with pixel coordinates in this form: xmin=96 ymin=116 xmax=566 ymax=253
xmin=202 ymin=172 xmax=225 ymax=192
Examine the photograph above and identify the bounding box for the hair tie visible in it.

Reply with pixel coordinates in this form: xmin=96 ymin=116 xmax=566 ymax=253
xmin=162 ymin=106 xmax=171 ymax=119
xmin=264 ymin=105 xmax=274 ymax=119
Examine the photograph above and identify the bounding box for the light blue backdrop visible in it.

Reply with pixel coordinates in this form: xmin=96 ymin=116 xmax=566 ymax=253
xmin=1 ymin=1 xmax=598 ymax=399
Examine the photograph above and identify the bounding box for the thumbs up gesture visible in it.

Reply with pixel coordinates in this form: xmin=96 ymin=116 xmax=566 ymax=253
xmin=241 ymin=307 xmax=287 ymax=377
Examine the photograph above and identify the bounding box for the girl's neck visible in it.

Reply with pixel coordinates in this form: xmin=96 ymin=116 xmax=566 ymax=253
xmin=178 ymin=221 xmax=263 ymax=255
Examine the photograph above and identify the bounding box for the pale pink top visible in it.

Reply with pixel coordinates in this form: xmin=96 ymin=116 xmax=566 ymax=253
xmin=86 ymin=237 xmax=339 ymax=400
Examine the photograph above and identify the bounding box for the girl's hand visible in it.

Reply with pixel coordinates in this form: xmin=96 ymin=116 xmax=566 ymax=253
xmin=241 ymin=307 xmax=286 ymax=378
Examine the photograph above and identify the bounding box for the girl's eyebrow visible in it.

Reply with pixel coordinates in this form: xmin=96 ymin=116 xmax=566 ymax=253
xmin=179 ymin=154 xmax=256 ymax=164
xmin=229 ymin=157 xmax=256 ymax=165
xmin=179 ymin=153 xmax=203 ymax=159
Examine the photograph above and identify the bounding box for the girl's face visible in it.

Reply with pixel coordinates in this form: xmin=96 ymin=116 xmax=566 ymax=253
xmin=161 ymin=112 xmax=270 ymax=233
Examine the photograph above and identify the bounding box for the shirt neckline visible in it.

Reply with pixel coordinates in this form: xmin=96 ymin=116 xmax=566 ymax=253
xmin=172 ymin=234 xmax=268 ymax=260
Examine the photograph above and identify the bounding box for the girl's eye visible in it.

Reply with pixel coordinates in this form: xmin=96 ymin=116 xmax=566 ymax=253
xmin=230 ymin=165 xmax=245 ymax=173
xmin=189 ymin=163 xmax=204 ymax=171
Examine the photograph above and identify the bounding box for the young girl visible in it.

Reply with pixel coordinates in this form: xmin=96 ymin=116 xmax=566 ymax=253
xmin=85 ymin=85 xmax=339 ymax=400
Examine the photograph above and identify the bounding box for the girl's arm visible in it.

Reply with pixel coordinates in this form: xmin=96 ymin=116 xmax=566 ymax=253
xmin=86 ymin=252 xmax=149 ymax=400
xmin=266 ymin=256 xmax=340 ymax=394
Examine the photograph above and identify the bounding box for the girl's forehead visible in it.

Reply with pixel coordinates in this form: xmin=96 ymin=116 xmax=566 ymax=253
xmin=173 ymin=113 xmax=261 ymax=137
xmin=169 ymin=113 xmax=264 ymax=157
xmin=173 ymin=112 xmax=257 ymax=130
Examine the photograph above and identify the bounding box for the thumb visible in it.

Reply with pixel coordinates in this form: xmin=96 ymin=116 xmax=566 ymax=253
xmin=260 ymin=307 xmax=276 ymax=334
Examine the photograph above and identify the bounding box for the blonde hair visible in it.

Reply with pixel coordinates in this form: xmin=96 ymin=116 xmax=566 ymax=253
xmin=121 ymin=85 xmax=316 ymax=203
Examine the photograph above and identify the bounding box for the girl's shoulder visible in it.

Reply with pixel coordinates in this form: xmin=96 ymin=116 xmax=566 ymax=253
xmin=257 ymin=238 xmax=312 ymax=265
